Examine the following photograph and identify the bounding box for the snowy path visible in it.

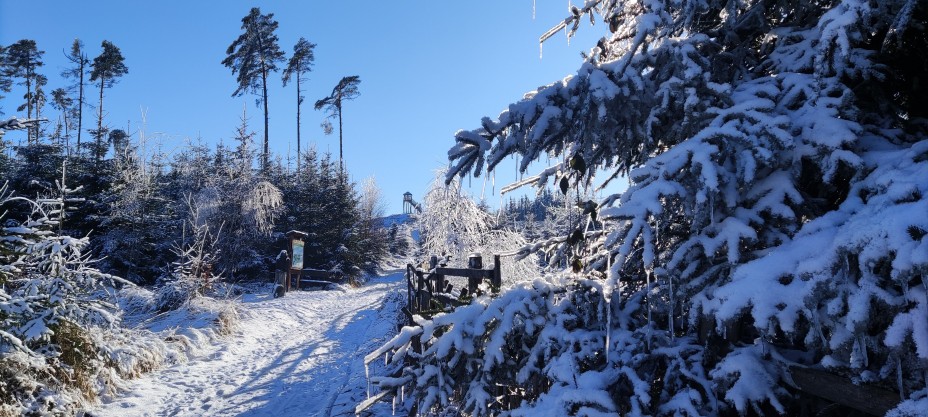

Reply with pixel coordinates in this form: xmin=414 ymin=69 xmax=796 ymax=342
xmin=94 ymin=272 xmax=404 ymax=417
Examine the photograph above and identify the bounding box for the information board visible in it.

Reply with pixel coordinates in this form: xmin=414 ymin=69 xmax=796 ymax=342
xmin=291 ymin=239 xmax=304 ymax=269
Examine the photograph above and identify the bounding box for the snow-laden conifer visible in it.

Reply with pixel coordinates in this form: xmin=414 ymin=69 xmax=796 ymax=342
xmin=371 ymin=1 xmax=928 ymax=415
xmin=0 ymin=180 xmax=133 ymax=414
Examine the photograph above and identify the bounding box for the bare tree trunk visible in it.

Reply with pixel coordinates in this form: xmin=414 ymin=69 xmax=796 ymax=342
xmin=261 ymin=66 xmax=270 ymax=173
xmin=97 ymin=78 xmax=104 ymax=163
xmin=338 ymin=102 xmax=344 ymax=173
xmin=76 ymin=61 xmax=84 ymax=151
xmin=35 ymin=97 xmax=42 ymax=143
xmin=25 ymin=71 xmax=33 ymax=143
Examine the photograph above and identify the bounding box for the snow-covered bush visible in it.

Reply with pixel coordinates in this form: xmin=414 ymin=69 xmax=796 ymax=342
xmin=371 ymin=1 xmax=928 ymax=415
xmin=156 ymin=212 xmax=222 ymax=312
xmin=419 ymin=171 xmax=540 ymax=286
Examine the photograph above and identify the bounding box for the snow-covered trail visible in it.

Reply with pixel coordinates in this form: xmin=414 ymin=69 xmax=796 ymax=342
xmin=94 ymin=272 xmax=405 ymax=417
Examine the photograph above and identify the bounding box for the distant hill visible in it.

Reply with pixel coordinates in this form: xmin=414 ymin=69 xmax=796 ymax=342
xmin=380 ymin=213 xmax=415 ymax=229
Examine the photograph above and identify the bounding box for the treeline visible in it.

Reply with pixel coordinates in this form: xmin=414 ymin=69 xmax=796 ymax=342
xmin=0 ymin=111 xmax=388 ymax=285
xmin=0 ymin=38 xmax=124 ymax=160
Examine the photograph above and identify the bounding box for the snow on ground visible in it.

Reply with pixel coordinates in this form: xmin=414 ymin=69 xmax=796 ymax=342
xmin=92 ymin=271 xmax=405 ymax=417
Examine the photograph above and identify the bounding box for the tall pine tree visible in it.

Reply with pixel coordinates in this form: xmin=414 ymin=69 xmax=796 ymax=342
xmin=5 ymin=39 xmax=44 ymax=143
xmin=315 ymin=75 xmax=360 ymax=172
xmin=222 ymin=7 xmax=285 ymax=173
xmin=0 ymin=44 xmax=12 ymax=114
xmin=50 ymin=87 xmax=72 ymax=148
xmin=89 ymin=40 xmax=128 ymax=163
xmin=62 ymin=39 xmax=89 ymax=151
xmin=282 ymin=37 xmax=316 ymax=170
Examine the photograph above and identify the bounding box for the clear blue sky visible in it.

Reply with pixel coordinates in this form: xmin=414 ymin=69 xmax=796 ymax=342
xmin=1 ymin=1 xmax=605 ymax=214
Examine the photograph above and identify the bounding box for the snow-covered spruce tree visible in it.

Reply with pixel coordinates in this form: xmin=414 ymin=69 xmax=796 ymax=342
xmin=276 ymin=149 xmax=388 ymax=281
xmin=97 ymin=130 xmax=175 ymax=284
xmin=186 ymin=114 xmax=282 ymax=279
xmin=352 ymin=177 xmax=390 ymax=277
xmin=370 ymin=1 xmax=928 ymax=415
xmin=0 ymin=180 xmax=131 ymax=415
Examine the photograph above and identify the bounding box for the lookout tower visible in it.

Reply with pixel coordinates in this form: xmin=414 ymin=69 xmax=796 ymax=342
xmin=403 ymin=192 xmax=421 ymax=214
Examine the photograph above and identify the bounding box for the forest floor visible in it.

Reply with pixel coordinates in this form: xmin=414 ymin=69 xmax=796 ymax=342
xmin=91 ymin=271 xmax=405 ymax=417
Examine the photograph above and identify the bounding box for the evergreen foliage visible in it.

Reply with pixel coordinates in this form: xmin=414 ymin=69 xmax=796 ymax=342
xmin=372 ymin=1 xmax=928 ymax=415
xmin=0 ymin=181 xmax=130 ymax=415
xmin=96 ymin=131 xmax=174 ymax=284
xmin=278 ymin=147 xmax=388 ymax=281
xmin=185 ymin=114 xmax=282 ymax=279
xmin=49 ymin=86 xmax=73 ymax=146
xmin=0 ymin=44 xmax=11 ymax=112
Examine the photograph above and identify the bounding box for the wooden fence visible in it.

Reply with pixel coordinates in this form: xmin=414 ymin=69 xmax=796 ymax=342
xmin=403 ymin=254 xmax=501 ymax=324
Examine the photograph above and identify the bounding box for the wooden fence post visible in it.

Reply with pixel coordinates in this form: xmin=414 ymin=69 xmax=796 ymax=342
xmin=416 ymin=270 xmax=425 ymax=313
xmin=492 ymin=254 xmax=502 ymax=293
xmin=468 ymin=254 xmax=483 ymax=295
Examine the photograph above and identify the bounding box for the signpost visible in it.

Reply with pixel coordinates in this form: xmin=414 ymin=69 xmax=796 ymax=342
xmin=285 ymin=230 xmax=308 ymax=290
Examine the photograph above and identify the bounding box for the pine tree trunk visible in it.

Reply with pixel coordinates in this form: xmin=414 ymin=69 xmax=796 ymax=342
xmin=35 ymin=99 xmax=42 ymax=143
xmin=338 ymin=103 xmax=344 ymax=173
xmin=25 ymin=71 xmax=33 ymax=143
xmin=97 ymin=77 xmax=104 ymax=163
xmin=262 ymin=67 xmax=270 ymax=173
xmin=77 ymin=61 xmax=84 ymax=151
xmin=296 ymin=75 xmax=301 ymax=171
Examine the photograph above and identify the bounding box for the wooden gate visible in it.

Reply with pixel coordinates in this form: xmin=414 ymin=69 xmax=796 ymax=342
xmin=403 ymin=253 xmax=502 ymax=323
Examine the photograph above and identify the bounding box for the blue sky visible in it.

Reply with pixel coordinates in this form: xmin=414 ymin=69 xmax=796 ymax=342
xmin=1 ymin=1 xmax=605 ymax=214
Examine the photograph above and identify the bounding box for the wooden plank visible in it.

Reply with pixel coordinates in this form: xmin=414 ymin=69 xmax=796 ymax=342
xmin=433 ymin=273 xmax=445 ymax=295
xmin=355 ymin=390 xmax=391 ymax=415
xmin=434 ymin=267 xmax=493 ymax=280
xmin=302 ymin=269 xmax=338 ymax=281
xmin=788 ymin=366 xmax=899 ymax=416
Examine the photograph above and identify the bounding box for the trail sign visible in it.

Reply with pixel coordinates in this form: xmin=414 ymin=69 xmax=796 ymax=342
xmin=292 ymin=239 xmax=305 ymax=269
